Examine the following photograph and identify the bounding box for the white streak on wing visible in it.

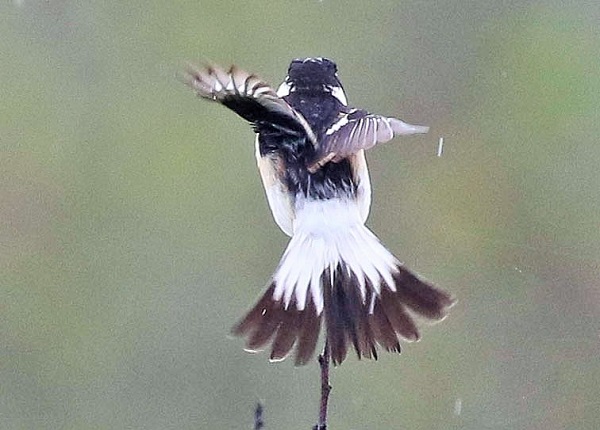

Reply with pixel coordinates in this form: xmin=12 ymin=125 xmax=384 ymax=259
xmin=213 ymin=79 xmax=223 ymax=92
xmin=370 ymin=117 xmax=378 ymax=148
xmin=252 ymin=85 xmax=272 ymax=97
xmin=325 ymin=114 xmax=349 ymax=135
xmin=369 ymin=118 xmax=378 ymax=147
xmin=377 ymin=117 xmax=394 ymax=142
xmin=225 ymin=76 xmax=236 ymax=91
xmin=358 ymin=117 xmax=368 ymax=145
xmin=354 ymin=116 xmax=366 ymax=146
xmin=231 ymin=74 xmax=245 ymax=94
xmin=346 ymin=116 xmax=359 ymax=147
xmin=362 ymin=118 xmax=371 ymax=148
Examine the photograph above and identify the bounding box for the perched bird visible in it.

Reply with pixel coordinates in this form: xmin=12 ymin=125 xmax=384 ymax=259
xmin=183 ymin=57 xmax=455 ymax=366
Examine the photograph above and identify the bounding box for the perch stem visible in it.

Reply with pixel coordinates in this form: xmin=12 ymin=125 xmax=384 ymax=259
xmin=313 ymin=340 xmax=331 ymax=430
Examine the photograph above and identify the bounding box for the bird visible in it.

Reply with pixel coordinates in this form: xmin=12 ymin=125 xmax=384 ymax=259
xmin=182 ymin=57 xmax=455 ymax=366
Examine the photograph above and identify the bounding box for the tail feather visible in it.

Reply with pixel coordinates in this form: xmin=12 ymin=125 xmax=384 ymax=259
xmin=232 ymin=284 xmax=323 ymax=365
xmin=269 ymin=302 xmax=302 ymax=362
xmin=245 ymin=300 xmax=284 ymax=351
xmin=370 ymin=300 xmax=402 ymax=353
xmin=232 ymin=222 xmax=455 ymax=366
xmin=322 ymin=266 xmax=354 ymax=364
xmin=391 ymin=268 xmax=455 ymax=319
xmin=294 ymin=297 xmax=322 ymax=366
xmin=380 ymin=287 xmax=420 ymax=341
xmin=231 ymin=284 xmax=277 ymax=339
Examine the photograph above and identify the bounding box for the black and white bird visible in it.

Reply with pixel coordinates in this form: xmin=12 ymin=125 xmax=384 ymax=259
xmin=183 ymin=57 xmax=455 ymax=366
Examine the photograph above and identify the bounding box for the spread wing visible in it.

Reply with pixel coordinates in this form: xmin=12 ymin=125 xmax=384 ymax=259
xmin=182 ymin=64 xmax=317 ymax=144
xmin=308 ymin=108 xmax=429 ymax=172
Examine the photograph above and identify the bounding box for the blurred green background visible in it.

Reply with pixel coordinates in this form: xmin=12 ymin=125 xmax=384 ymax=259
xmin=2 ymin=1 xmax=599 ymax=429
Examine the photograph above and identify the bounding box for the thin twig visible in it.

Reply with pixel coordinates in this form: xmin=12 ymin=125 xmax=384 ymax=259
xmin=313 ymin=340 xmax=331 ymax=430
xmin=254 ymin=402 xmax=264 ymax=430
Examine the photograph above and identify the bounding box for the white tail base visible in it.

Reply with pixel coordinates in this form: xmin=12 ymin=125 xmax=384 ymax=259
xmin=272 ymin=198 xmax=398 ymax=314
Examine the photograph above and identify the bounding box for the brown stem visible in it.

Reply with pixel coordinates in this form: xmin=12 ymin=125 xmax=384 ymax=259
xmin=313 ymin=341 xmax=331 ymax=430
xmin=254 ymin=402 xmax=264 ymax=430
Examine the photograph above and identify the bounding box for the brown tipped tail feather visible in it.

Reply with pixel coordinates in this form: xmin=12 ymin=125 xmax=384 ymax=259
xmin=233 ymin=263 xmax=455 ymax=366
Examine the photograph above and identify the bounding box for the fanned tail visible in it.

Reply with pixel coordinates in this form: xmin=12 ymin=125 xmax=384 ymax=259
xmin=232 ymin=203 xmax=455 ymax=365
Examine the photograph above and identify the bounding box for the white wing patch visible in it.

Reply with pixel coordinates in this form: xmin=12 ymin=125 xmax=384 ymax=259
xmin=325 ymin=114 xmax=349 ymax=135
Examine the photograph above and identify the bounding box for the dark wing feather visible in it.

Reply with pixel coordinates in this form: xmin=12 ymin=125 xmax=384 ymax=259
xmin=182 ymin=64 xmax=317 ymax=143
xmin=308 ymin=109 xmax=429 ymax=172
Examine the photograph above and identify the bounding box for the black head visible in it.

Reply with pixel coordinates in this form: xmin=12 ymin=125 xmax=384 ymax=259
xmin=279 ymin=57 xmax=348 ymax=106
xmin=286 ymin=57 xmax=342 ymax=90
